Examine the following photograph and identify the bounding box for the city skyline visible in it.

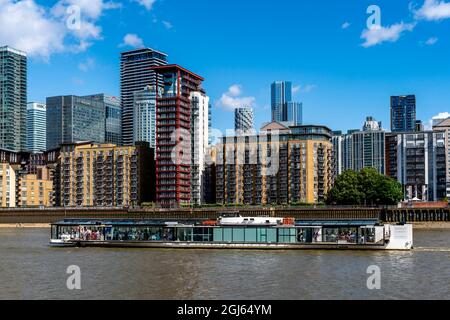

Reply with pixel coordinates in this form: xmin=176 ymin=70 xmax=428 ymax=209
xmin=1 ymin=0 xmax=450 ymax=304
xmin=1 ymin=0 xmax=449 ymax=135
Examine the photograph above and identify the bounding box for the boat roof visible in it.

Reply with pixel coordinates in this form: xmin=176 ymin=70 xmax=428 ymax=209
xmin=52 ymin=218 xmax=381 ymax=227
xmin=295 ymin=219 xmax=380 ymax=227
xmin=52 ymin=219 xmax=177 ymax=226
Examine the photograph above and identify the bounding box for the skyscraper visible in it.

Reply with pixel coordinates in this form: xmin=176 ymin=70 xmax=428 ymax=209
xmin=332 ymin=131 xmax=344 ymax=177
xmin=235 ymin=107 xmax=254 ymax=134
xmin=285 ymin=101 xmax=303 ymax=126
xmin=46 ymin=95 xmax=106 ymax=150
xmin=332 ymin=117 xmax=385 ymax=176
xmin=271 ymin=81 xmax=292 ymax=122
xmin=391 ymin=95 xmax=416 ymax=132
xmin=120 ymin=48 xmax=168 ymax=146
xmin=352 ymin=117 xmax=385 ymax=174
xmin=133 ymin=85 xmax=157 ymax=148
xmin=152 ymin=64 xmax=205 ymax=207
xmin=190 ymin=91 xmax=210 ymax=206
xmin=26 ymin=102 xmax=47 ymax=153
xmin=0 ymin=46 xmax=27 ymax=152
xmin=84 ymin=94 xmax=122 ymax=146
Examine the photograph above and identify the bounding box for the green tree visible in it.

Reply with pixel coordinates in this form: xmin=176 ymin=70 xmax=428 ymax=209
xmin=327 ymin=168 xmax=403 ymax=206
xmin=376 ymin=175 xmax=403 ymax=205
xmin=326 ymin=170 xmax=365 ymax=205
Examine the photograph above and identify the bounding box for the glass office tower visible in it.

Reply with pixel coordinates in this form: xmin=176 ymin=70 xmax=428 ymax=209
xmin=285 ymin=102 xmax=303 ymax=126
xmin=391 ymin=95 xmax=416 ymax=132
xmin=120 ymin=48 xmax=167 ymax=146
xmin=85 ymin=94 xmax=122 ymax=146
xmin=46 ymin=95 xmax=106 ymax=150
xmin=271 ymin=81 xmax=292 ymax=122
xmin=0 ymin=46 xmax=27 ymax=152
xmin=133 ymin=86 xmax=157 ymax=148
xmin=26 ymin=102 xmax=47 ymax=153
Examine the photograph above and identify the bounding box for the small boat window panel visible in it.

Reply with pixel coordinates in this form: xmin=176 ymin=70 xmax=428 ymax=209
xmin=297 ymin=227 xmax=322 ymax=243
xmin=277 ymin=228 xmax=295 ymax=243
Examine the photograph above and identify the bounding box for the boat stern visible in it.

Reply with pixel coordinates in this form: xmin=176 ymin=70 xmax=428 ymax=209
xmin=385 ymin=224 xmax=413 ymax=250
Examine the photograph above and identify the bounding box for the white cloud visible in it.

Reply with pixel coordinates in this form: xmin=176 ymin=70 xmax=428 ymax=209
xmin=426 ymin=112 xmax=450 ymax=129
xmin=228 ymin=84 xmax=242 ymax=97
xmin=134 ymin=0 xmax=156 ymax=10
xmin=216 ymin=85 xmax=256 ymax=111
xmin=0 ymin=0 xmax=65 ymax=60
xmin=0 ymin=0 xmax=120 ymax=60
xmin=52 ymin=0 xmax=120 ymax=42
xmin=342 ymin=22 xmax=351 ymax=29
xmin=162 ymin=21 xmax=173 ymax=29
xmin=414 ymin=0 xmax=450 ymax=21
xmin=78 ymin=57 xmax=95 ymax=72
xmin=425 ymin=36 xmax=439 ymax=45
xmin=120 ymin=34 xmax=144 ymax=48
xmin=433 ymin=112 xmax=450 ymax=120
xmin=293 ymin=84 xmax=317 ymax=94
xmin=361 ymin=22 xmax=415 ymax=47
xmin=72 ymin=20 xmax=102 ymax=40
xmin=52 ymin=0 xmax=121 ymax=20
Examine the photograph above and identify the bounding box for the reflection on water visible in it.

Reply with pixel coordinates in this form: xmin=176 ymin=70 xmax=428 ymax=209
xmin=0 ymin=228 xmax=449 ymax=300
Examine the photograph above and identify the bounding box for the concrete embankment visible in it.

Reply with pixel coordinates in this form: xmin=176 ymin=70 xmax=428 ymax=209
xmin=411 ymin=222 xmax=450 ymax=229
xmin=0 ymin=207 xmax=449 ymax=225
xmin=0 ymin=223 xmax=50 ymax=228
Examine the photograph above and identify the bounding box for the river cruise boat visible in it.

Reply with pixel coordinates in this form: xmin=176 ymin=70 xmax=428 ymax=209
xmin=50 ymin=216 xmax=413 ymax=250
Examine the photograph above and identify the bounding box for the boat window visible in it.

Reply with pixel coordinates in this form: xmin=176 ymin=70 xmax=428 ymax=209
xmin=257 ymin=228 xmax=267 ymax=243
xmin=323 ymin=228 xmax=339 ymax=243
xmin=244 ymin=228 xmax=257 ymax=243
xmin=359 ymin=227 xmax=376 ymax=244
xmin=223 ymin=228 xmax=233 ymax=242
xmin=112 ymin=227 xmax=163 ymax=241
xmin=232 ymin=228 xmax=245 ymax=242
xmin=213 ymin=228 xmax=223 ymax=242
xmin=267 ymin=228 xmax=277 ymax=243
xmin=193 ymin=228 xmax=213 ymax=242
xmin=338 ymin=228 xmax=358 ymax=244
xmin=177 ymin=228 xmax=193 ymax=242
xmin=51 ymin=225 xmax=58 ymax=239
xmin=162 ymin=228 xmax=174 ymax=241
xmin=278 ymin=228 xmax=296 ymax=243
xmin=297 ymin=228 xmax=311 ymax=243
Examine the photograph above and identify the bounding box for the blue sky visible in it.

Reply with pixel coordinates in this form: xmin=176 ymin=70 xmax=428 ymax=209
xmin=2 ymin=0 xmax=450 ymax=134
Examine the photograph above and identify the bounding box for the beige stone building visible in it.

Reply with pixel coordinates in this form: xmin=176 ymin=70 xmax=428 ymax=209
xmin=60 ymin=142 xmax=154 ymax=207
xmin=216 ymin=123 xmax=333 ymax=205
xmin=17 ymin=166 xmax=53 ymax=207
xmin=0 ymin=163 xmax=17 ymax=207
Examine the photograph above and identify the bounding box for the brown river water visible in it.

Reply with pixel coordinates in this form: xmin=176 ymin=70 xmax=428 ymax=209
xmin=0 ymin=228 xmax=449 ymax=300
